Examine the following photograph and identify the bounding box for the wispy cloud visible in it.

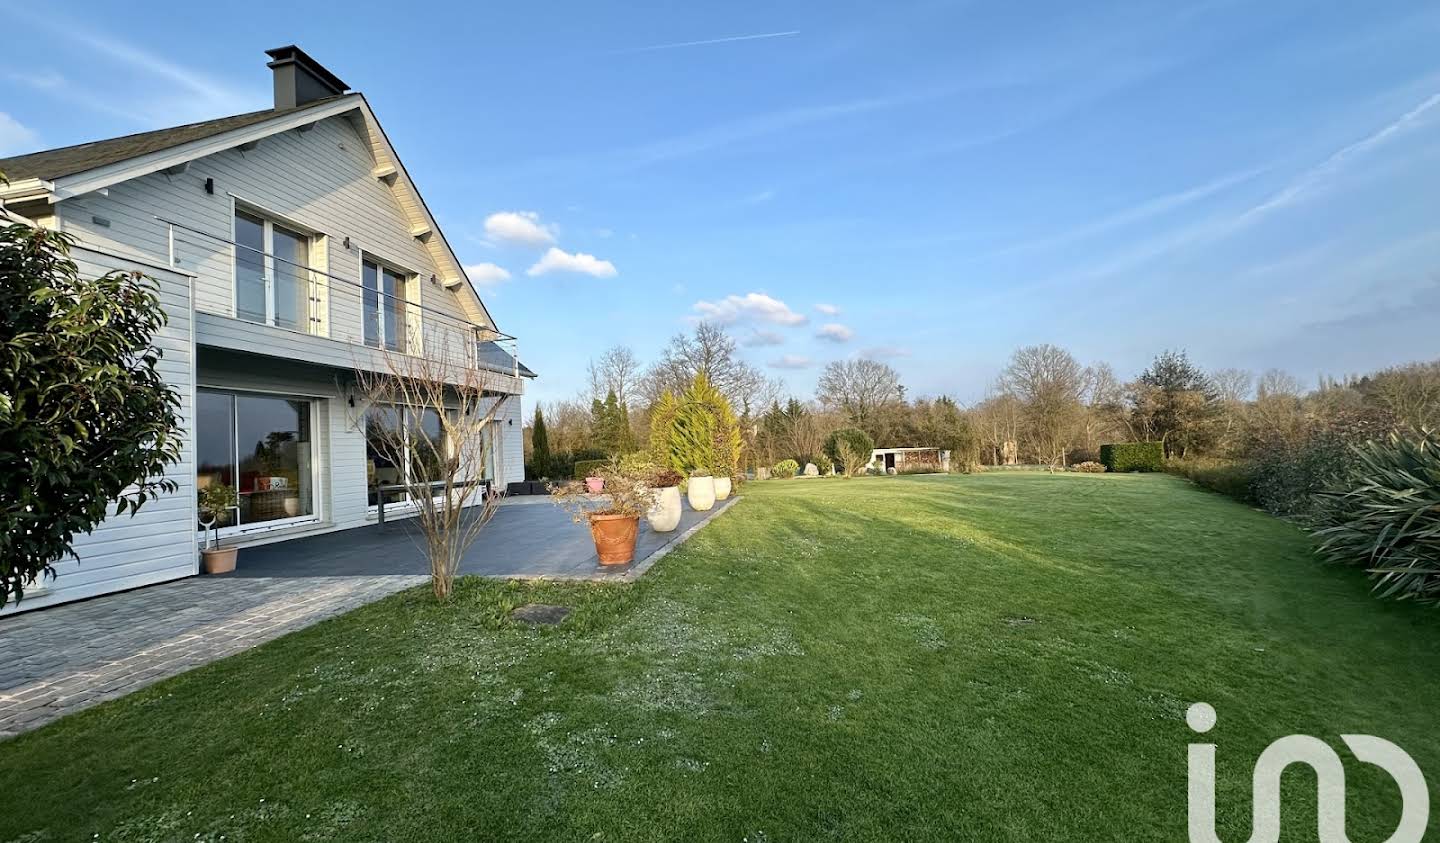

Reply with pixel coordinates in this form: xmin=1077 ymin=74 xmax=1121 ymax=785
xmin=464 ymin=262 xmax=512 ymax=287
xmin=816 ymin=323 xmax=855 ymax=343
xmin=859 ymin=345 xmax=911 ymax=359
xmin=611 ymin=30 xmax=800 ymax=55
xmin=484 ymin=211 xmax=558 ymax=247
xmin=1234 ymin=90 xmax=1440 ymax=226
xmin=814 ymin=303 xmax=840 ymax=315
xmin=693 ymin=293 xmax=807 ymax=326
xmin=526 ymin=248 xmax=618 ymax=278
xmin=769 ymin=354 xmax=813 ymax=370
xmin=742 ymin=329 xmax=787 ymax=347
xmin=0 ymin=112 xmax=38 ymax=155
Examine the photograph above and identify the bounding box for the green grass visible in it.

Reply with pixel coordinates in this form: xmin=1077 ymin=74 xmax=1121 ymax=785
xmin=3 ymin=474 xmax=1437 ymax=841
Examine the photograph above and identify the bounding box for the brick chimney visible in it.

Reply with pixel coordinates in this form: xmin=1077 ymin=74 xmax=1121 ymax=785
xmin=265 ymin=45 xmax=349 ymax=110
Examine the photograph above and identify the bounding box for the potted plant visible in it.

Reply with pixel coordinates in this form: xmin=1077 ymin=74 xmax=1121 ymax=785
xmin=197 ymin=484 xmax=239 ymax=574
xmin=585 ymin=476 xmax=605 ymax=494
xmin=686 ymin=471 xmax=716 ymax=512
xmin=646 ymin=467 xmax=684 ymax=532
xmin=552 ymin=462 xmax=657 ymax=565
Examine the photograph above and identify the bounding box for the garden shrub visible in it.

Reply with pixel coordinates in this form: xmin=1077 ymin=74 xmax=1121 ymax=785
xmin=824 ymin=428 xmax=875 ymax=476
xmin=1072 ymin=461 xmax=1106 ymax=473
xmin=1313 ymin=430 xmax=1440 ymax=603
xmin=650 ymin=374 xmax=742 ymax=477
xmin=1248 ymin=433 xmax=1358 ymax=523
xmin=1166 ymin=457 xmax=1254 ymax=503
xmin=572 ymin=458 xmax=608 ymax=480
xmin=1100 ymin=441 xmax=1164 ymax=472
xmin=773 ymin=459 xmax=799 ymax=479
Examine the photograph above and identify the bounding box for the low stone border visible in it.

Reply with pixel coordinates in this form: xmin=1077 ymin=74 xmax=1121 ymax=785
xmin=618 ymin=496 xmax=740 ymax=581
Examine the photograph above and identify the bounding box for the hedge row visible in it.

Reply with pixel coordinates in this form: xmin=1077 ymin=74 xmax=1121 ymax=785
xmin=1099 ymin=441 xmax=1164 ymax=472
xmin=573 ymin=459 xmax=609 ymax=480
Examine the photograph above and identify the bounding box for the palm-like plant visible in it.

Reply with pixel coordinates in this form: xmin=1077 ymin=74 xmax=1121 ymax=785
xmin=1312 ymin=429 xmax=1440 ymax=603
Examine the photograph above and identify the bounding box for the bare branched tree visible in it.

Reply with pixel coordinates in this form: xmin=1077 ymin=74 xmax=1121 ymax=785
xmin=351 ymin=334 xmax=509 ymax=601
xmin=586 ymin=345 xmax=642 ymax=406
xmin=1003 ymin=344 xmax=1085 ymax=467
xmin=639 ymin=323 xmax=777 ymax=417
xmin=815 ymin=358 xmax=903 ymax=439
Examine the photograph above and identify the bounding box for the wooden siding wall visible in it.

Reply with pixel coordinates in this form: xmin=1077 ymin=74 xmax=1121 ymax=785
xmin=55 ymin=115 xmax=487 ymax=358
xmin=2 ymin=248 xmax=196 ymax=615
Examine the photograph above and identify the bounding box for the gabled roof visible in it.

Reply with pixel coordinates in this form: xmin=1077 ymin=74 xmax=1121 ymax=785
xmin=0 ymin=94 xmax=502 ymax=334
xmin=0 ymin=98 xmax=344 ymax=182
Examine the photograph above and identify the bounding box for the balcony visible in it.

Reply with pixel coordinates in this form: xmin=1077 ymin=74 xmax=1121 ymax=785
xmin=158 ymin=216 xmax=526 ymax=392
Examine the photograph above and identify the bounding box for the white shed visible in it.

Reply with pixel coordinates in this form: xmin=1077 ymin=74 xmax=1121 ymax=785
xmin=869 ymin=447 xmax=950 ymax=474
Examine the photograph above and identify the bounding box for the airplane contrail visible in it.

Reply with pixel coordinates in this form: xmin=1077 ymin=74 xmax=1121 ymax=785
xmin=614 ymin=30 xmax=801 ymax=55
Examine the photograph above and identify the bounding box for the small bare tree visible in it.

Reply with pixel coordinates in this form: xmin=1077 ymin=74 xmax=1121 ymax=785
xmin=351 ymin=333 xmax=509 ymax=601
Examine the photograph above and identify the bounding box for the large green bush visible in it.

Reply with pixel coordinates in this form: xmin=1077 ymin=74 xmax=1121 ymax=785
xmin=772 ymin=459 xmax=799 ymax=479
xmin=1313 ymin=430 xmax=1440 ymax=603
xmin=1165 ymin=457 xmax=1254 ymax=503
xmin=1247 ymin=432 xmax=1359 ymax=523
xmin=823 ymin=428 xmax=875 ymax=476
xmin=650 ymin=374 xmax=742 ymax=477
xmin=1 ymin=222 xmax=183 ymax=603
xmin=1100 ymin=442 xmax=1164 ymax=472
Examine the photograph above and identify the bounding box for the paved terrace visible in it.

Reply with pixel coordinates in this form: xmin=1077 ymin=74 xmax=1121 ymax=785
xmin=0 ymin=496 xmax=737 ymax=738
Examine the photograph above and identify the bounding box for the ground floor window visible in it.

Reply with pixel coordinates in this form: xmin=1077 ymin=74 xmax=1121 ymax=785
xmin=366 ymin=405 xmax=490 ymax=507
xmin=197 ymin=389 xmax=316 ymax=530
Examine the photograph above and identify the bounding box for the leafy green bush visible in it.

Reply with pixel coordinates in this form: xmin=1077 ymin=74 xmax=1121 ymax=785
xmin=1100 ymin=442 xmax=1164 ymax=472
xmin=572 ymin=458 xmax=608 ymax=480
xmin=1072 ymin=461 xmax=1106 ymax=473
xmin=1248 ymin=433 xmax=1358 ymax=523
xmin=649 ymin=374 xmax=742 ymax=477
xmin=824 ymin=428 xmax=875 ymax=476
xmin=1166 ymin=457 xmax=1253 ymax=503
xmin=1313 ymin=430 xmax=1440 ymax=603
xmin=773 ymin=459 xmax=800 ymax=479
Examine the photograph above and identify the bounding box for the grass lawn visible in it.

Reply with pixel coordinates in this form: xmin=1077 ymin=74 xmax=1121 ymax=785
xmin=3 ymin=473 xmax=1437 ymax=841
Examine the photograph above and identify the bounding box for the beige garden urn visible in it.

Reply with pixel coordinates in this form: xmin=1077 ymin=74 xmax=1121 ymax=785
xmin=686 ymin=475 xmax=716 ymax=511
xmin=713 ymin=476 xmax=733 ymax=501
xmin=647 ymin=485 xmax=683 ymax=532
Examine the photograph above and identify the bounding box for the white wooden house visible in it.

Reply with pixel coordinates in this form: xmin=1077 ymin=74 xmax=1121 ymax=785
xmin=0 ymin=46 xmax=534 ymax=613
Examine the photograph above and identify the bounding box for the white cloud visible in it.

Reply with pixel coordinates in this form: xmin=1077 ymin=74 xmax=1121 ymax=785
xmin=769 ymin=354 xmax=813 ymax=370
xmin=859 ymin=345 xmax=911 ymax=359
xmin=526 ymin=247 xmax=618 ymax=278
xmin=742 ymin=330 xmax=786 ymax=347
xmin=815 ymin=303 xmax=841 ymax=315
xmin=464 ymin=262 xmax=511 ymax=287
xmin=692 ymin=292 xmax=807 ymax=326
xmin=0 ymin=112 xmax=38 ymax=155
xmin=816 ymin=323 xmax=855 ymax=342
xmin=484 ymin=211 xmax=557 ymax=247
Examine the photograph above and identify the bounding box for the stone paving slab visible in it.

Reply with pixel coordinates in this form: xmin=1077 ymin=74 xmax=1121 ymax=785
xmin=0 ymin=496 xmax=738 ymax=738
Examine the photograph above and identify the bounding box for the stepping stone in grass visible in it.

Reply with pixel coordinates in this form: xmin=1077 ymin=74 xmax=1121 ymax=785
xmin=511 ymin=604 xmax=572 ymax=625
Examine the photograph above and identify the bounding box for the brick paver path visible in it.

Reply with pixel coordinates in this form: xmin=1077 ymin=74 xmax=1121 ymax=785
xmin=0 ymin=574 xmax=422 ymax=738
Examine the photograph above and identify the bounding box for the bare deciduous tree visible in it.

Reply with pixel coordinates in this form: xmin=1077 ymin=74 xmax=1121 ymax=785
xmin=1003 ymin=344 xmax=1085 ymax=467
xmin=639 ymin=323 xmax=778 ymax=417
xmin=816 ymin=358 xmax=903 ymax=440
xmin=351 ymin=336 xmax=508 ymax=601
xmin=586 ymin=345 xmax=642 ymax=406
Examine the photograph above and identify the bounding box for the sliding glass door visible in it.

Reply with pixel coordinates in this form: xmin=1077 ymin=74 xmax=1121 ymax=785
xmin=197 ymin=389 xmax=317 ymax=531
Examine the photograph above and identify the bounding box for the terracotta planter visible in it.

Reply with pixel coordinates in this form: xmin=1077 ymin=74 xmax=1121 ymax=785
xmin=713 ymin=477 xmax=732 ymax=501
xmin=201 ymin=546 xmax=238 ymax=574
xmin=687 ymin=475 xmax=716 ymax=511
xmin=585 ymin=476 xmax=605 ymax=494
xmin=647 ymin=485 xmax=682 ymax=532
xmin=589 ymin=513 xmax=639 ymax=565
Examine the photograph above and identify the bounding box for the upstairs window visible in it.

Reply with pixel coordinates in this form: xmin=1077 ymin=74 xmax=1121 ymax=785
xmin=233 ymin=208 xmax=316 ymax=332
xmin=362 ymin=258 xmax=410 ymax=352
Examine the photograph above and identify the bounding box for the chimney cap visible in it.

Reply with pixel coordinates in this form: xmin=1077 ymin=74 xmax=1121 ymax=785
xmin=265 ymin=45 xmax=349 ymax=97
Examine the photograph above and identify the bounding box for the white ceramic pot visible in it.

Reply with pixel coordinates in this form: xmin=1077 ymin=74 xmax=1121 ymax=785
xmin=647 ymin=485 xmax=682 ymax=532
xmin=713 ymin=476 xmax=732 ymax=501
xmin=686 ymin=475 xmax=716 ymax=511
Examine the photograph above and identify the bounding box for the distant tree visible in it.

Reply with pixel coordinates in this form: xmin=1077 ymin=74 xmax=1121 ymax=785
xmin=816 ymin=358 xmax=903 ymax=441
xmin=1357 ymin=361 xmax=1440 ymax=431
xmin=1129 ymin=349 xmax=1221 ymax=457
xmin=589 ymin=389 xmax=635 ymax=455
xmin=824 ymin=427 xmax=875 ymax=476
xmin=639 ymin=323 xmax=778 ymax=416
xmin=973 ymin=387 xmax=1022 ymax=466
xmin=914 ymin=396 xmax=979 ymax=468
xmin=1 ymin=221 xmax=184 ymax=604
xmin=586 ymin=345 xmax=642 ymax=406
xmin=529 ymin=407 xmax=552 ymax=479
xmin=1003 ymin=344 xmax=1085 ymax=467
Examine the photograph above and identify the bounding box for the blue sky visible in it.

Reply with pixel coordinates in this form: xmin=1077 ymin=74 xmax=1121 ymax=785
xmin=3 ymin=1 xmax=1439 ymax=406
